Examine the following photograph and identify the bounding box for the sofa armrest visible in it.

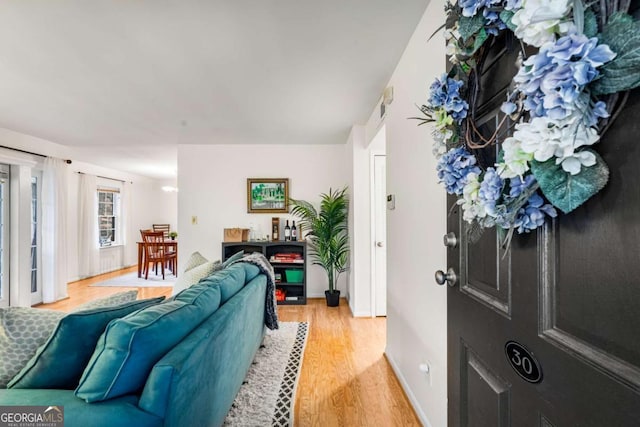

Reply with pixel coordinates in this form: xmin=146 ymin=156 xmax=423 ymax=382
xmin=0 ymin=389 xmax=162 ymax=427
xmin=139 ymin=275 xmax=267 ymax=427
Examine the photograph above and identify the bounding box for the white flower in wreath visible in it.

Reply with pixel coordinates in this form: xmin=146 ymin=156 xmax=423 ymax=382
xmin=513 ymin=117 xmax=559 ymax=160
xmin=497 ymin=136 xmax=534 ymax=178
xmin=444 ymin=27 xmax=462 ymax=62
xmin=511 ymin=0 xmax=574 ymax=47
xmin=555 ymin=150 xmax=597 ymax=175
xmin=552 ymin=120 xmax=598 ymax=174
xmin=458 ymin=172 xmax=489 ymax=223
xmin=432 ymin=128 xmax=454 ymax=159
xmin=515 ymin=115 xmax=599 ymax=175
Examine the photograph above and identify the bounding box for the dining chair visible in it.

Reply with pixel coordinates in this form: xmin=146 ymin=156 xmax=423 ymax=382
xmin=152 ymin=224 xmax=171 ymax=239
xmin=140 ymin=230 xmax=177 ymax=280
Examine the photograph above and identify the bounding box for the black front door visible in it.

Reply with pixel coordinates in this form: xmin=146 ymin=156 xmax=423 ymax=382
xmin=445 ymin=22 xmax=640 ymax=427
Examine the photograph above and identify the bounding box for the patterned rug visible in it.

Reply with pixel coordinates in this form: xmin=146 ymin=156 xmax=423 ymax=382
xmin=224 ymin=322 xmax=309 ymax=427
xmin=90 ymin=271 xmax=175 ymax=288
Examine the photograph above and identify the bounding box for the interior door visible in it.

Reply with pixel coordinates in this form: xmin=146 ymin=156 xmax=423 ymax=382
xmin=442 ymin=31 xmax=640 ymax=427
xmin=373 ymin=154 xmax=387 ymax=316
xmin=0 ymin=165 xmax=9 ymax=308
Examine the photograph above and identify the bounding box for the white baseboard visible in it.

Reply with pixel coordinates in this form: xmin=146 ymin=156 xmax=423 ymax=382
xmin=385 ymin=352 xmax=432 ymax=427
xmin=351 ymin=311 xmax=372 ymax=317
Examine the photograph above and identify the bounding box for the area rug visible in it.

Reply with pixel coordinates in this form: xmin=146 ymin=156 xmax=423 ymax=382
xmin=224 ymin=321 xmax=309 ymax=427
xmin=90 ymin=271 xmax=175 ymax=288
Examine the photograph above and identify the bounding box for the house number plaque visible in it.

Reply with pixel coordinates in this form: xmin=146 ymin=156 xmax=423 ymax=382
xmin=505 ymin=341 xmax=543 ymax=383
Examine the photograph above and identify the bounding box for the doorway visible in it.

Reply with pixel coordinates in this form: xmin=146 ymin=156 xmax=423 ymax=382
xmin=0 ymin=164 xmax=9 ymax=308
xmin=369 ymin=112 xmax=387 ymax=318
xmin=371 ymin=154 xmax=387 ymax=317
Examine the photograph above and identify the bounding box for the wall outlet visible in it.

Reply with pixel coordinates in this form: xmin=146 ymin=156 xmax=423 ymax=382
xmin=386 ymin=194 xmax=395 ymax=210
xmin=419 ymin=361 xmax=432 ymax=385
xmin=191 ymin=216 xmax=198 ymax=225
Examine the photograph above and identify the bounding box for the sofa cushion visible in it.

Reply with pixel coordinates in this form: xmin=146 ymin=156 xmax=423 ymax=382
xmin=75 ymin=284 xmax=221 ymax=403
xmin=0 ymin=290 xmax=139 ymax=388
xmin=0 ymin=308 xmax=65 ymax=387
xmin=8 ymin=296 xmax=165 ymax=390
xmin=243 ymin=262 xmax=261 ymax=282
xmin=73 ymin=290 xmax=138 ymax=311
xmin=172 ymin=260 xmax=222 ymax=296
xmin=199 ymin=263 xmax=247 ymax=304
xmin=182 ymin=251 xmax=209 ymax=272
xmin=0 ymin=389 xmax=163 ymax=427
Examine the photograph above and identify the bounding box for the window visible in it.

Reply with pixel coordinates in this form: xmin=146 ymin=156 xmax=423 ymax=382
xmin=31 ymin=176 xmax=38 ymax=293
xmin=98 ymin=189 xmax=121 ymax=247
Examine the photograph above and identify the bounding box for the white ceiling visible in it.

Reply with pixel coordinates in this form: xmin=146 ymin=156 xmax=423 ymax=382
xmin=0 ymin=0 xmax=430 ymax=179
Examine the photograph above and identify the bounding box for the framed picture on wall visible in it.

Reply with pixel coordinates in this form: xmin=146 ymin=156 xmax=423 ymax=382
xmin=247 ymin=178 xmax=289 ymax=213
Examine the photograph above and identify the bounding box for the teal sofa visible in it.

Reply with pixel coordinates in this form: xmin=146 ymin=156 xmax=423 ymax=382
xmin=0 ymin=262 xmax=268 ymax=427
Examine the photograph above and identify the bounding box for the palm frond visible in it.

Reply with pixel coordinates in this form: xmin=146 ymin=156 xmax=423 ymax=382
xmin=289 ymin=186 xmax=349 ymax=292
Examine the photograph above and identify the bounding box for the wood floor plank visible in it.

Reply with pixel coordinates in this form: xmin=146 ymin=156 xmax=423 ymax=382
xmin=278 ymin=299 xmax=421 ymax=427
xmin=38 ymin=269 xmax=421 ymax=426
xmin=38 ymin=266 xmax=172 ymax=312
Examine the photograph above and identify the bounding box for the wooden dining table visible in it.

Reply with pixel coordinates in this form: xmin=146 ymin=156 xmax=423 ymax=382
xmin=137 ymin=240 xmax=178 ymax=278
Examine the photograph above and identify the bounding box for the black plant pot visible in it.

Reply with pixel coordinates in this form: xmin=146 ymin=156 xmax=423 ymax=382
xmin=325 ymin=290 xmax=340 ymax=307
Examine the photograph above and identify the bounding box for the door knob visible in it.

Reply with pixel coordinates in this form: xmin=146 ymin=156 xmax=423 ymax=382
xmin=376 ymin=241 xmax=384 ymax=247
xmin=443 ymin=232 xmax=458 ymax=248
xmin=435 ymin=268 xmax=458 ymax=287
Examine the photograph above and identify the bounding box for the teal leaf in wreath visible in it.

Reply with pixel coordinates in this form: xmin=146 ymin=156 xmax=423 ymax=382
xmin=592 ymin=13 xmax=640 ymax=95
xmin=583 ymin=8 xmax=598 ymax=38
xmin=531 ymin=150 xmax=609 ymax=214
xmin=458 ymin=14 xmax=485 ymax=42
xmin=499 ymin=10 xmax=516 ymax=32
xmin=472 ymin=28 xmax=488 ymax=54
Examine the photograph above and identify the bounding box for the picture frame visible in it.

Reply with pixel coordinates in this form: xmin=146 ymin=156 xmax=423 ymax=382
xmin=247 ymin=178 xmax=289 ymax=213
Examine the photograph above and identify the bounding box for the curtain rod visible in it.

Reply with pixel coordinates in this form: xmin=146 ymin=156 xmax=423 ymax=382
xmin=77 ymin=171 xmax=130 ymax=184
xmin=0 ymin=145 xmax=72 ymax=163
xmin=0 ymin=145 xmax=130 ymax=184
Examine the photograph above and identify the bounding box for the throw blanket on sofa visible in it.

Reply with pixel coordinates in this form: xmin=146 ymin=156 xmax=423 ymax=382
xmin=229 ymin=252 xmax=279 ymax=330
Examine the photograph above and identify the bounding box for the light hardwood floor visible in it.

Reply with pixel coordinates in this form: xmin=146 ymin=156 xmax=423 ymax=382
xmin=39 ymin=268 xmax=421 ymax=427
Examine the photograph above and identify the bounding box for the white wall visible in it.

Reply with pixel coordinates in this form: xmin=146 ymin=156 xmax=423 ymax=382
xmin=364 ymin=1 xmax=448 ymax=426
xmin=177 ymin=144 xmax=349 ymax=298
xmin=347 ymin=123 xmax=386 ymax=317
xmin=0 ymin=128 xmax=176 ymax=305
xmin=65 ymin=164 xmax=177 ymax=280
xmin=346 ymin=126 xmax=370 ymax=315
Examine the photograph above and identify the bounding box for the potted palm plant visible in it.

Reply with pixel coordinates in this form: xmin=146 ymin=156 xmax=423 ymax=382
xmin=289 ymin=187 xmax=349 ymax=307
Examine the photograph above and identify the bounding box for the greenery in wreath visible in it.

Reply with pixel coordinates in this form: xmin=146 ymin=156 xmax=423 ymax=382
xmin=417 ymin=0 xmax=640 ymax=242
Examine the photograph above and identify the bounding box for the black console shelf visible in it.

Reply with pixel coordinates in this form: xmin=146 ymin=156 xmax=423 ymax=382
xmin=222 ymin=241 xmax=307 ymax=305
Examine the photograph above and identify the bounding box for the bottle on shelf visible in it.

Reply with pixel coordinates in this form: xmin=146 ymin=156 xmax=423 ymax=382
xmin=272 ymin=217 xmax=280 ymax=241
xmin=291 ymin=221 xmax=297 ymax=241
xmin=284 ymin=220 xmax=291 ymax=241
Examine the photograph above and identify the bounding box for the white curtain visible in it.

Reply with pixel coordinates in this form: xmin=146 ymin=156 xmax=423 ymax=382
xmin=42 ymin=158 xmax=69 ymax=303
xmin=78 ymin=173 xmax=99 ymax=277
xmin=121 ymin=181 xmax=134 ymax=265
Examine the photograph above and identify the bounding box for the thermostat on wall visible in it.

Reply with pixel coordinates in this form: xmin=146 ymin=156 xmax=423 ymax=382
xmin=387 ymin=194 xmax=395 ymax=210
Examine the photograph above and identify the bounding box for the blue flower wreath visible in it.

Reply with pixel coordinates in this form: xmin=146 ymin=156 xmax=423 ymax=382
xmin=417 ymin=0 xmax=640 ymax=240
